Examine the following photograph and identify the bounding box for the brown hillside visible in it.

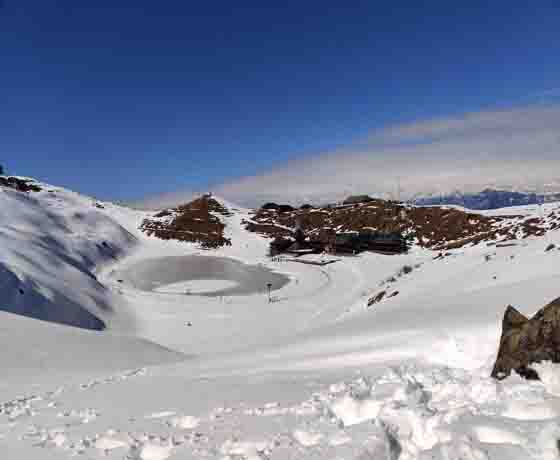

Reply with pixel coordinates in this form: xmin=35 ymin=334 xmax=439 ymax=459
xmin=140 ymin=195 xmax=232 ymax=248
xmin=244 ymin=199 xmax=557 ymax=250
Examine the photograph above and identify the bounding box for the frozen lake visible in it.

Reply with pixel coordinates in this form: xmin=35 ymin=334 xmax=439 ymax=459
xmin=115 ymin=255 xmax=290 ymax=297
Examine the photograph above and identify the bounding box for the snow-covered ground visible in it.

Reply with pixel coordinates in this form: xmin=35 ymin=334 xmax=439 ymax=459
xmin=2 ymin=181 xmax=560 ymax=459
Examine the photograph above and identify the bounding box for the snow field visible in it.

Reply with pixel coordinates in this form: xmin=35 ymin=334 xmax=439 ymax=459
xmin=4 ymin=181 xmax=560 ymax=458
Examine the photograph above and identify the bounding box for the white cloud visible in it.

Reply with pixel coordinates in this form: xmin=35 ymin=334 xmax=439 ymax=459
xmin=139 ymin=104 xmax=560 ymax=209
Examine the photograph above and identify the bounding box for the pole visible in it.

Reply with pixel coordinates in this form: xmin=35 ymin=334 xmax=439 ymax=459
xmin=267 ymin=283 xmax=272 ymax=303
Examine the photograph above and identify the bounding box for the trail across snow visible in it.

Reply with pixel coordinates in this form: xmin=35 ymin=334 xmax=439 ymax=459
xmin=3 ymin=183 xmax=560 ymax=458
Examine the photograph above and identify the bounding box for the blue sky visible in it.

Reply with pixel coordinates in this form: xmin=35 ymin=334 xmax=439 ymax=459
xmin=2 ymin=1 xmax=560 ymax=203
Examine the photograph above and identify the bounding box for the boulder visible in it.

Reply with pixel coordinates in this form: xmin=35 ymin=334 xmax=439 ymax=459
xmin=491 ymin=298 xmax=560 ymax=380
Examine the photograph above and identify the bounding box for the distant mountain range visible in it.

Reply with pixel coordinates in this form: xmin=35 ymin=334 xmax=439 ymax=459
xmin=414 ymin=189 xmax=560 ymax=210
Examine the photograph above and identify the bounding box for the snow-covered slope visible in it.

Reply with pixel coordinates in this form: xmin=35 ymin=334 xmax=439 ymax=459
xmin=0 ymin=180 xmax=183 ymax=395
xmin=0 ymin=182 xmax=138 ymax=330
xmin=3 ymin=180 xmax=560 ymax=459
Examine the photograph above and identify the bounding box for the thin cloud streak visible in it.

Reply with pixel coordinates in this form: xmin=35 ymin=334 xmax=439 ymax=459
xmin=213 ymin=104 xmax=560 ymax=207
xmin=140 ymin=103 xmax=560 ymax=209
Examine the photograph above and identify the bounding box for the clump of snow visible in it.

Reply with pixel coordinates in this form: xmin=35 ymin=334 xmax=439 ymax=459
xmin=531 ymin=361 xmax=560 ymax=396
xmin=293 ymin=429 xmax=324 ymax=447
xmin=328 ymin=430 xmax=352 ymax=446
xmin=329 ymin=393 xmax=383 ymax=427
xmin=502 ymin=399 xmax=559 ymax=420
xmin=168 ymin=415 xmax=199 ymax=429
xmin=131 ymin=440 xmax=174 ymax=460
xmin=144 ymin=411 xmax=176 ymax=419
xmin=220 ymin=439 xmax=270 ymax=460
xmin=48 ymin=432 xmax=66 ymax=447
xmin=94 ymin=435 xmax=129 ymax=451
xmin=471 ymin=425 xmax=524 ymax=445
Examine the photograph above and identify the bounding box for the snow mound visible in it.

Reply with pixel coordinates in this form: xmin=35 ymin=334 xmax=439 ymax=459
xmin=168 ymin=415 xmax=200 ymax=429
xmin=532 ymin=361 xmax=560 ymax=396
xmin=130 ymin=440 xmax=174 ymax=460
xmin=293 ymin=429 xmax=324 ymax=446
xmin=329 ymin=393 xmax=383 ymax=427
xmin=221 ymin=439 xmax=270 ymax=460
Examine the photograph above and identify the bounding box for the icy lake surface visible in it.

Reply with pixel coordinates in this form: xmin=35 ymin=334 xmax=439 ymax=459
xmin=115 ymin=255 xmax=290 ymax=296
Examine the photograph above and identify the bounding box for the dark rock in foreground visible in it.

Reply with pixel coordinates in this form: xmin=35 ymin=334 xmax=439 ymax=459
xmin=492 ymin=298 xmax=560 ymax=380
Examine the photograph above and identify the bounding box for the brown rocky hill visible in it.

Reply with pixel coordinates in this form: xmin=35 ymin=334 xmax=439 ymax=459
xmin=140 ymin=195 xmax=232 ymax=248
xmin=243 ymin=199 xmax=558 ymax=250
xmin=140 ymin=195 xmax=560 ymax=251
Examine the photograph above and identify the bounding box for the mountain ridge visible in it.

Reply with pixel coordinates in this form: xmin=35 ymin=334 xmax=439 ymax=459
xmin=415 ymin=188 xmax=560 ymax=210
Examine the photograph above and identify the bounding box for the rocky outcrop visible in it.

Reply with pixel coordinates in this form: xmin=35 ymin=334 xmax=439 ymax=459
xmin=367 ymin=291 xmax=386 ymax=307
xmin=491 ymin=298 xmax=560 ymax=380
xmin=247 ymin=196 xmax=556 ymax=251
xmin=140 ymin=195 xmax=232 ymax=248
xmin=0 ymin=176 xmax=41 ymax=193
